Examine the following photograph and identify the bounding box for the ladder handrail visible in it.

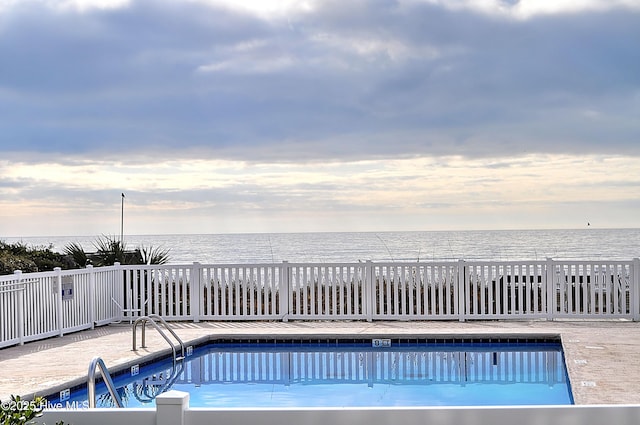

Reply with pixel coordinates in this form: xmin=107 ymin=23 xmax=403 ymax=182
xmin=132 ymin=315 xmax=185 ymax=363
xmin=145 ymin=314 xmax=185 ymax=359
xmin=87 ymin=357 xmax=124 ymax=408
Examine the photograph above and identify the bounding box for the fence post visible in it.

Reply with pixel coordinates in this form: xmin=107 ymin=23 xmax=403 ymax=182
xmin=365 ymin=261 xmax=373 ymax=322
xmin=54 ymin=267 xmax=64 ymax=336
xmin=281 ymin=261 xmax=290 ymax=322
xmin=457 ymin=260 xmax=466 ymax=322
xmin=113 ymin=262 xmax=123 ymax=322
xmin=633 ymin=258 xmax=640 ymax=321
xmin=546 ymin=258 xmax=555 ymax=321
xmin=156 ymin=390 xmax=189 ymax=425
xmin=88 ymin=265 xmax=95 ymax=329
xmin=192 ymin=262 xmax=202 ymax=323
xmin=14 ymin=270 xmax=25 ymax=345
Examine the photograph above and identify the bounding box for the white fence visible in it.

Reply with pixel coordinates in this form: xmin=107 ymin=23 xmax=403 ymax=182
xmin=0 ymin=265 xmax=121 ymax=348
xmin=2 ymin=259 xmax=639 ymax=348
xmin=38 ymin=390 xmax=640 ymax=425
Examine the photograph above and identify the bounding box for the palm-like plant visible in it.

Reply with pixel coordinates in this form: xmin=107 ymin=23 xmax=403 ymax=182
xmin=63 ymin=242 xmax=89 ymax=267
xmin=63 ymin=235 xmax=171 ymax=267
xmin=92 ymin=235 xmax=132 ymax=266
xmin=141 ymin=245 xmax=171 ymax=265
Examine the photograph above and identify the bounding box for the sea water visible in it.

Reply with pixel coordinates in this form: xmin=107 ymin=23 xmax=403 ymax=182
xmin=5 ymin=228 xmax=640 ymax=264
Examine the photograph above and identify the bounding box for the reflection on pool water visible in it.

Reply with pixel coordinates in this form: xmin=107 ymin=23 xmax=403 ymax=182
xmin=46 ymin=339 xmax=573 ymax=408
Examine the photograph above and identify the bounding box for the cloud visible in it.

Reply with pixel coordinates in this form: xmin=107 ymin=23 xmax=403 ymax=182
xmin=2 ymin=152 xmax=639 ymax=235
xmin=1 ymin=0 xmax=639 ymax=236
xmin=0 ymin=0 xmax=638 ymax=164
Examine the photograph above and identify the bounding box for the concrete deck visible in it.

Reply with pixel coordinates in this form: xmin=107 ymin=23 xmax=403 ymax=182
xmin=1 ymin=320 xmax=639 ymax=405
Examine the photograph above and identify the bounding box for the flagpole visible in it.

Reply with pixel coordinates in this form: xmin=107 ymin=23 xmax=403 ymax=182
xmin=120 ymin=193 xmax=125 ymax=246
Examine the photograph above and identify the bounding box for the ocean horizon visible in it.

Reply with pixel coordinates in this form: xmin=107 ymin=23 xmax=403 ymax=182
xmin=4 ymin=228 xmax=640 ymax=264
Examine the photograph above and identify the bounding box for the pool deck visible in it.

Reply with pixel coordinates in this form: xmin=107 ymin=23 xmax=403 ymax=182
xmin=1 ymin=319 xmax=639 ymax=405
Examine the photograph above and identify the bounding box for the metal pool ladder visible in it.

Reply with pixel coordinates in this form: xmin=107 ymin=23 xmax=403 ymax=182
xmin=132 ymin=315 xmax=185 ymax=364
xmin=87 ymin=357 xmax=124 ymax=408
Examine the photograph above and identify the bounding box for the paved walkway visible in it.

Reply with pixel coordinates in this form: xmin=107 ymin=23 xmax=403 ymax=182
xmin=1 ymin=320 xmax=639 ymax=405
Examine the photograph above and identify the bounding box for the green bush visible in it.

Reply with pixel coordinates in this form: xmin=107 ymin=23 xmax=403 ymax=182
xmin=0 ymin=242 xmax=75 ymax=276
xmin=0 ymin=253 xmax=38 ymax=275
xmin=0 ymin=236 xmax=170 ymax=275
xmin=0 ymin=395 xmax=43 ymax=425
xmin=0 ymin=395 xmax=67 ymax=425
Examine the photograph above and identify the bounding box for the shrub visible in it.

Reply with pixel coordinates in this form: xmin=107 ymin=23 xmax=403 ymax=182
xmin=0 ymin=253 xmax=38 ymax=275
xmin=0 ymin=395 xmax=43 ymax=425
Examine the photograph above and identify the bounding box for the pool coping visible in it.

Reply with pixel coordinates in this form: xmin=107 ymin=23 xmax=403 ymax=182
xmin=35 ymin=332 xmax=564 ymax=401
xmin=40 ymin=332 xmax=567 ymax=402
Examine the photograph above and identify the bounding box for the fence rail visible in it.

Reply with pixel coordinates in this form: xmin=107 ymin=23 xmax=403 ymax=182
xmin=2 ymin=258 xmax=640 ymax=348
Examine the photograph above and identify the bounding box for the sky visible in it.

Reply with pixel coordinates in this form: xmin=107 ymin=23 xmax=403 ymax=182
xmin=1 ymin=0 xmax=639 ymax=237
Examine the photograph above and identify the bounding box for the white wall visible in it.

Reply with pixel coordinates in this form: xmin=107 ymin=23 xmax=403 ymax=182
xmin=38 ymin=391 xmax=640 ymax=425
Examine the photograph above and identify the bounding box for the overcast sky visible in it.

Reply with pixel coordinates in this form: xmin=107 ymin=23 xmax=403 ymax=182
xmin=1 ymin=0 xmax=639 ymax=237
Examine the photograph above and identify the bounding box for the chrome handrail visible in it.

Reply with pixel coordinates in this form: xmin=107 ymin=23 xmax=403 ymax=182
xmin=132 ymin=315 xmax=185 ymax=364
xmin=87 ymin=357 xmax=124 ymax=408
xmin=144 ymin=314 xmax=185 ymax=360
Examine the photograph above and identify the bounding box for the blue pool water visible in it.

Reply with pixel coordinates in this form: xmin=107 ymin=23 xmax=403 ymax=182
xmin=46 ymin=339 xmax=573 ymax=408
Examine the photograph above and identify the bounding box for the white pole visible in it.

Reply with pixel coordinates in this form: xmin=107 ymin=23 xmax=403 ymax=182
xmin=120 ymin=192 xmax=125 ymax=246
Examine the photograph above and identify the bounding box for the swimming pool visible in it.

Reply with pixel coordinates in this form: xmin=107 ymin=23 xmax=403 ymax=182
xmin=45 ymin=338 xmax=573 ymax=408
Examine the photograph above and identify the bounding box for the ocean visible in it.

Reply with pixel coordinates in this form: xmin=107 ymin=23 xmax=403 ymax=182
xmin=4 ymin=228 xmax=640 ymax=264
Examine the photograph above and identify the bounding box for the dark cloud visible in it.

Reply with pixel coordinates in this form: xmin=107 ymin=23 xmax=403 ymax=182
xmin=0 ymin=0 xmax=638 ymax=162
